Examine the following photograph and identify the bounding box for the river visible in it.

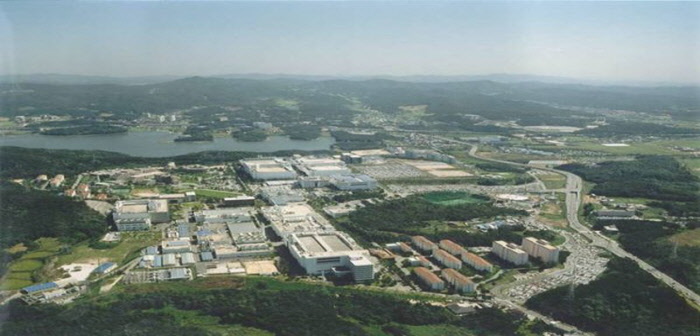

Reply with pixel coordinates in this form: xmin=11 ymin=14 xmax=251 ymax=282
xmin=0 ymin=131 xmax=335 ymax=157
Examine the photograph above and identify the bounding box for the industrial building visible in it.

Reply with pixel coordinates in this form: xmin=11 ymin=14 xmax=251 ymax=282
xmin=413 ymin=267 xmax=445 ymax=291
xmin=433 ymin=249 xmax=463 ymax=269
xmin=240 ymin=158 xmax=297 ymax=180
xmin=442 ymin=268 xmax=476 ymax=293
xmin=461 ymin=252 xmax=493 ymax=272
xmin=161 ymin=240 xmax=192 ymax=254
xmin=329 ymin=174 xmax=378 ymax=191
xmin=195 ymin=208 xmax=254 ymax=225
xmin=288 ymin=232 xmax=374 ymax=282
xmin=492 ymin=241 xmax=529 ymax=265
xmin=262 ymin=203 xmax=335 ymax=239
xmin=292 ymin=156 xmax=351 ymax=177
xmin=260 ymin=186 xmax=305 ymax=205
xmin=411 ymin=236 xmax=438 ymax=253
xmin=113 ymin=199 xmax=170 ymax=231
xmin=222 ymin=196 xmax=256 ymax=207
xmin=93 ymin=262 xmax=117 ymax=275
xmin=521 ymin=237 xmax=560 ymax=264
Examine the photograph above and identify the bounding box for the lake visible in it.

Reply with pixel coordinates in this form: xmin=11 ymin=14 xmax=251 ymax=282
xmin=0 ymin=131 xmax=335 ymax=157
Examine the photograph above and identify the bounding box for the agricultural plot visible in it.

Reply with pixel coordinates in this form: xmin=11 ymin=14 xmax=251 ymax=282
xmin=2 ymin=238 xmax=62 ymax=290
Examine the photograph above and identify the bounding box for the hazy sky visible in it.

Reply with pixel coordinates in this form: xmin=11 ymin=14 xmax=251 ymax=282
xmin=1 ymin=1 xmax=698 ymax=83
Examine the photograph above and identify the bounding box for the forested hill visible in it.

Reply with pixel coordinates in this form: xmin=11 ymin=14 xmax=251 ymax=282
xmin=0 ymin=147 xmax=329 ymax=179
xmin=2 ymin=77 xmax=698 ymax=124
xmin=558 ymin=155 xmax=699 ymax=202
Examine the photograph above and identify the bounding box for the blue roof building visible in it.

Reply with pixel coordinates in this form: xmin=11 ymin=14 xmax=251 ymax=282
xmin=93 ymin=262 xmax=117 ymax=274
xmin=21 ymin=282 xmax=58 ymax=294
xmin=200 ymin=251 xmax=214 ymax=261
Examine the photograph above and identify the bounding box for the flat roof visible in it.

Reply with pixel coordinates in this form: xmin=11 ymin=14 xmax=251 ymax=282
xmin=298 ymin=235 xmax=326 ymax=253
xmin=227 ymin=222 xmax=260 ymax=235
xmin=321 ymin=234 xmax=353 ymax=252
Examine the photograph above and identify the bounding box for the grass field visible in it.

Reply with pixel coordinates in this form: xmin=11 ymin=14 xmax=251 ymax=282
xmin=56 ymin=231 xmax=161 ymax=266
xmin=422 ymin=191 xmax=489 ymax=205
xmin=538 ymin=194 xmax=567 ymax=227
xmin=668 ymin=229 xmax=700 ymax=247
xmin=2 ymin=238 xmax=62 ymax=290
xmin=538 ymin=173 xmax=567 ymax=190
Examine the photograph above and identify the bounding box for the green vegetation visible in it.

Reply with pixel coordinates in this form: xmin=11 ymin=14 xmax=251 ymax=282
xmin=0 ymin=182 xmax=106 ymax=249
xmin=331 ymin=130 xmax=393 ymax=150
xmin=283 ymin=124 xmax=322 ymax=140
xmin=576 ymin=121 xmax=697 ymax=137
xmin=338 ymin=194 xmax=533 ymax=247
xmin=55 ymin=231 xmax=161 ymax=266
xmin=421 ymin=191 xmax=489 ymax=206
xmin=183 ymin=189 xmax=240 ymax=199
xmin=538 ymin=173 xmax=567 ymax=190
xmin=233 ymin=129 xmax=268 ymax=142
xmin=592 ymin=220 xmax=700 ymax=294
xmin=526 ymin=257 xmax=700 ymax=336
xmin=39 ymin=123 xmax=128 ymax=135
xmin=559 ymin=155 xmax=699 ymax=202
xmin=1 ymin=277 xmax=561 ymax=336
xmin=2 ymin=238 xmax=62 ymax=290
xmin=0 ymin=146 xmax=330 ymax=179
xmin=669 ymin=229 xmax=700 ymax=247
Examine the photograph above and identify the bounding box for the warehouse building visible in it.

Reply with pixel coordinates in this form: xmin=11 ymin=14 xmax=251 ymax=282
xmin=442 ymin=268 xmax=476 ymax=293
xmin=113 ymin=199 xmax=170 ymax=231
xmin=411 ymin=236 xmax=438 ymax=253
xmin=434 ymin=249 xmax=463 ymax=269
xmin=329 ymin=174 xmax=378 ymax=191
xmin=262 ymin=203 xmax=335 ymax=239
xmin=222 ymin=196 xmax=256 ymax=207
xmin=461 ymin=252 xmax=493 ymax=272
xmin=240 ymin=158 xmax=297 ymax=180
xmin=292 ymin=156 xmax=351 ymax=177
xmin=413 ymin=267 xmax=445 ymax=291
xmin=492 ymin=241 xmax=529 ymax=265
xmin=288 ymin=232 xmax=374 ymax=282
xmin=93 ymin=262 xmax=117 ymax=275
xmin=521 ymin=237 xmax=560 ymax=264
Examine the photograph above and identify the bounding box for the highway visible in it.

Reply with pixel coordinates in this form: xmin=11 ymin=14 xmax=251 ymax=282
xmin=433 ymin=134 xmax=700 ymax=307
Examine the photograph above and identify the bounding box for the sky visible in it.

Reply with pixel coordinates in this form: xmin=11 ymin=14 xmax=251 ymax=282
xmin=0 ymin=1 xmax=698 ymax=83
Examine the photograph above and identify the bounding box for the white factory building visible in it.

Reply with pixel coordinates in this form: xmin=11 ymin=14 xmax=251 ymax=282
xmin=492 ymin=240 xmax=529 ymax=265
xmin=292 ymin=156 xmax=351 ymax=177
xmin=288 ymin=232 xmax=374 ymax=282
xmin=329 ymin=174 xmax=378 ymax=191
xmin=240 ymin=158 xmax=297 ymax=180
xmin=521 ymin=237 xmax=560 ymax=264
xmin=261 ymin=203 xmax=336 ymax=239
xmin=113 ymin=199 xmax=170 ymax=231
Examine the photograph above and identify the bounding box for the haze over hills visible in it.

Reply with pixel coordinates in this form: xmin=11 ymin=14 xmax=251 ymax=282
xmin=1 ymin=73 xmax=698 ymax=87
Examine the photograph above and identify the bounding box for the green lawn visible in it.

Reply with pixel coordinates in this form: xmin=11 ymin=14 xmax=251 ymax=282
xmin=538 ymin=173 xmax=567 ymax=190
xmin=422 ymin=191 xmax=489 ymax=205
xmin=56 ymin=231 xmax=161 ymax=266
xmin=668 ymin=229 xmax=700 ymax=247
xmin=1 ymin=238 xmax=62 ymax=290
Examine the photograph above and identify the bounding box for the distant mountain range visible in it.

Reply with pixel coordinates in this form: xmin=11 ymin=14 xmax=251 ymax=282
xmin=1 ymin=73 xmax=696 ymax=87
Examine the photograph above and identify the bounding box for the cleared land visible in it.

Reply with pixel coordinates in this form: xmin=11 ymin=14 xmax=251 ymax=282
xmin=668 ymin=229 xmax=700 ymax=247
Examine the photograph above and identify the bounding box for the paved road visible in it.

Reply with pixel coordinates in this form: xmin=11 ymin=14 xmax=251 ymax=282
xmin=434 ymin=135 xmax=700 ymax=307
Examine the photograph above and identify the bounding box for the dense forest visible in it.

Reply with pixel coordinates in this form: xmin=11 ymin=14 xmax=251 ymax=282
xmin=0 ymin=147 xmax=330 ymax=179
xmin=0 ymin=182 xmax=107 ymax=277
xmin=558 ymin=155 xmax=699 ymax=202
xmin=39 ymin=124 xmax=128 ymax=136
xmin=339 ymin=194 xmax=530 ymax=246
xmin=592 ymin=220 xmax=700 ymax=294
xmin=4 ymin=77 xmax=697 ymax=130
xmin=1 ymin=277 xmax=562 ymax=336
xmin=526 ymin=257 xmax=700 ymax=336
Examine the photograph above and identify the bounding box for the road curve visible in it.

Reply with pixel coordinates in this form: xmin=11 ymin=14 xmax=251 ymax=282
xmin=434 ymin=135 xmax=700 ymax=307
